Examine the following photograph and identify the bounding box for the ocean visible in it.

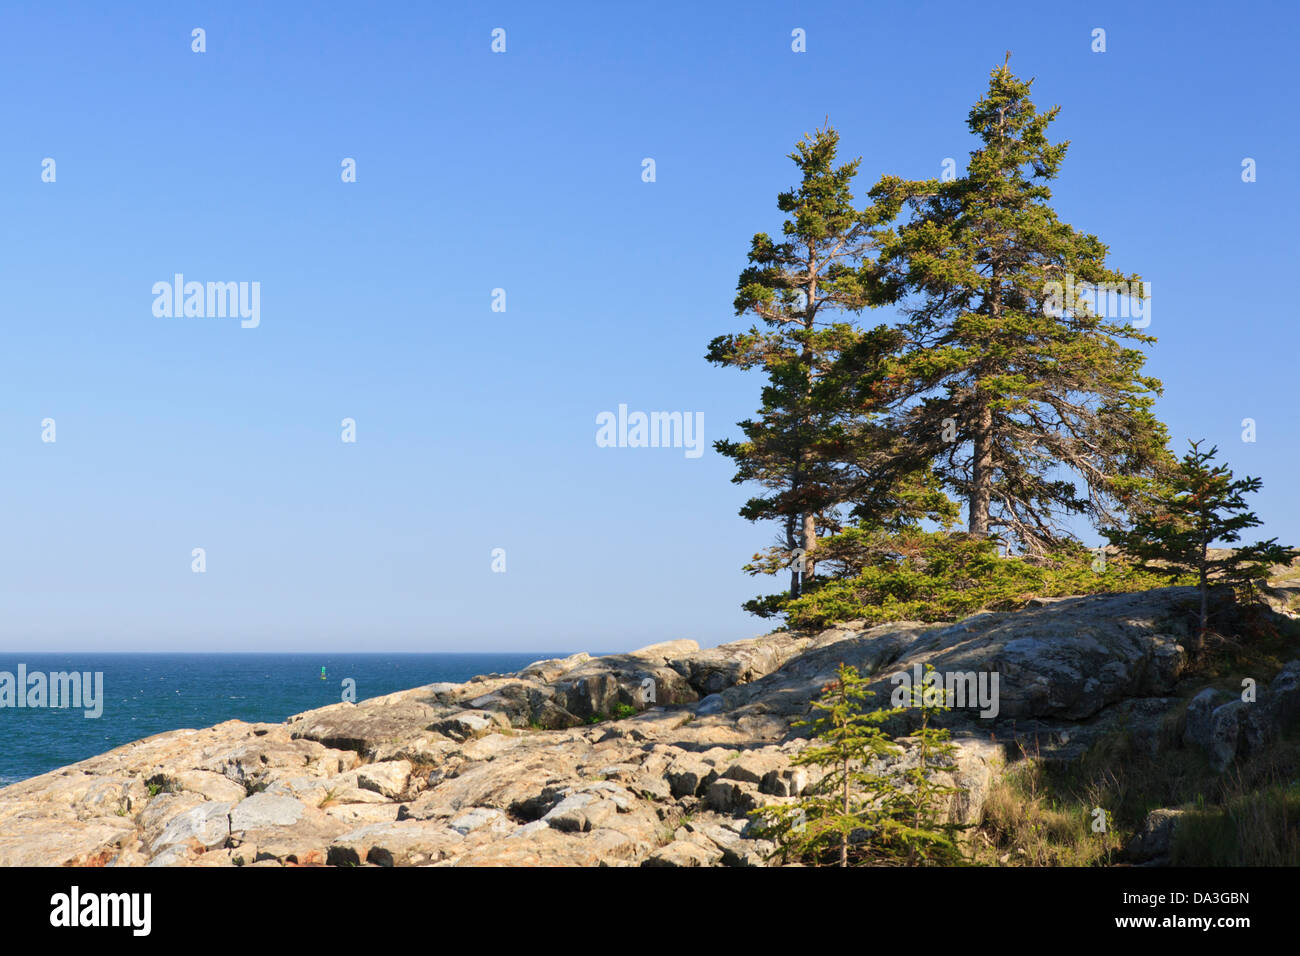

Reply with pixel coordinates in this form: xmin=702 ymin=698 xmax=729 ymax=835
xmin=0 ymin=653 xmax=555 ymax=786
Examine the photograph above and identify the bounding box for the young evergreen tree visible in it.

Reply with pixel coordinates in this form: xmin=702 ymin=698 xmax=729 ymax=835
xmin=752 ymin=662 xmax=969 ymax=866
xmin=861 ymin=58 xmax=1168 ymax=555
xmin=753 ymin=663 xmax=902 ymax=866
xmin=1104 ymin=440 xmax=1299 ymax=649
xmin=889 ymin=664 xmax=967 ymax=865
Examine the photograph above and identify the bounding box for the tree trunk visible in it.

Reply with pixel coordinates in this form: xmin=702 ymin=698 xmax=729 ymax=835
xmin=1197 ymin=541 xmax=1209 ymax=652
xmin=970 ymin=121 xmax=1005 ymax=542
xmin=786 ymin=506 xmax=803 ymax=599
xmin=801 ymin=513 xmax=816 ymax=588
xmin=840 ymin=750 xmax=849 ymax=868
xmin=801 ymin=250 xmax=819 ymax=584
xmin=969 ymin=399 xmax=993 ymax=536
xmin=911 ymin=712 xmax=927 ymax=866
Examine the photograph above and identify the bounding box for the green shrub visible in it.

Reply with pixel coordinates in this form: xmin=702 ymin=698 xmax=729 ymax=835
xmin=766 ymin=532 xmax=1184 ymax=629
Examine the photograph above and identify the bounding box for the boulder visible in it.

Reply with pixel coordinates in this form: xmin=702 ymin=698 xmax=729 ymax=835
xmin=151 ymin=801 xmax=232 ymax=853
xmin=721 ymin=749 xmax=788 ymax=786
xmin=447 ymin=807 xmax=512 ymax=836
xmin=542 ymin=792 xmax=619 ymax=833
xmin=860 ymin=590 xmax=1193 ymax=721
xmin=356 ymin=760 xmax=413 ymax=799
xmin=1128 ymin=808 xmax=1186 ymax=865
xmin=430 ymin=712 xmax=508 ymax=743
xmin=1267 ymin=661 xmax=1300 ymax=730
xmin=0 ymin=817 xmax=137 ymax=867
xmin=664 ymin=755 xmax=717 ymax=798
xmin=323 ymin=803 xmax=402 ymax=827
xmin=1182 ymin=661 xmax=1300 ymax=771
xmin=170 ymin=770 xmax=249 ymax=804
xmin=1182 ymin=688 xmax=1229 ymax=753
xmin=230 ymin=793 xmax=307 ymax=831
xmin=703 ymin=779 xmax=761 ymax=814
xmin=327 ymin=820 xmax=464 ymax=867
xmin=643 ymin=839 xmax=724 ymax=867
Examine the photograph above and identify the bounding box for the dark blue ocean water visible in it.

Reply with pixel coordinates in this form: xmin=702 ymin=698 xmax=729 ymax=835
xmin=0 ymin=653 xmax=554 ymax=786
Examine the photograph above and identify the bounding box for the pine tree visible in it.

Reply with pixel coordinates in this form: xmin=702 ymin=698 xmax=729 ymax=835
xmin=709 ymin=126 xmax=880 ymax=598
xmin=1104 ymin=440 xmax=1299 ymax=649
xmin=752 ymin=662 xmax=969 ymax=866
xmin=859 ymin=58 xmax=1168 ymax=556
xmin=889 ymin=664 xmax=967 ymax=865
xmin=753 ymin=663 xmax=902 ymax=866
xmin=710 ymin=125 xmax=950 ymax=603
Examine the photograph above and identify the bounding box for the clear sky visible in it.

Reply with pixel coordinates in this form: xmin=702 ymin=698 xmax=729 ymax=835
xmin=2 ymin=1 xmax=1296 ymax=652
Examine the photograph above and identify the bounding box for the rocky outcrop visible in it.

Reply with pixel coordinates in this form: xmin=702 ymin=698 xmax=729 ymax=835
xmin=1259 ymin=557 xmax=1300 ymax=619
xmin=1179 ymin=661 xmax=1300 ymax=771
xmin=0 ymin=584 xmax=1291 ymax=866
xmin=1127 ymin=808 xmax=1186 ymax=866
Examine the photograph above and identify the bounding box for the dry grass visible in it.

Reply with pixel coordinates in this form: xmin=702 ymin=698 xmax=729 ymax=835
xmin=972 ymin=722 xmax=1300 ymax=866
xmin=967 ymin=588 xmax=1300 ymax=866
xmin=972 ymin=759 xmax=1123 ymax=866
xmin=1171 ymin=784 xmax=1300 ymax=865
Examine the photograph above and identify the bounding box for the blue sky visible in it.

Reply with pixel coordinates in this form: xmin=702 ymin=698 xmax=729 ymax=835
xmin=2 ymin=1 xmax=1296 ymax=652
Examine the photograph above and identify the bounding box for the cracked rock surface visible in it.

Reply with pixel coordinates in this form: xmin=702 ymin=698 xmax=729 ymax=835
xmin=3 ymin=586 xmax=1279 ymax=866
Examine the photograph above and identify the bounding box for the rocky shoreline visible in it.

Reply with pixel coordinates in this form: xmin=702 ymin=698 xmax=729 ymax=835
xmin=2 ymin=586 xmax=1297 ymax=866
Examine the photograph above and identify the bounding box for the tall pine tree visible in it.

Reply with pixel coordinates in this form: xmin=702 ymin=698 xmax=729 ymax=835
xmin=861 ymin=58 xmax=1169 ymax=555
xmin=709 ymin=126 xmax=941 ymax=599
